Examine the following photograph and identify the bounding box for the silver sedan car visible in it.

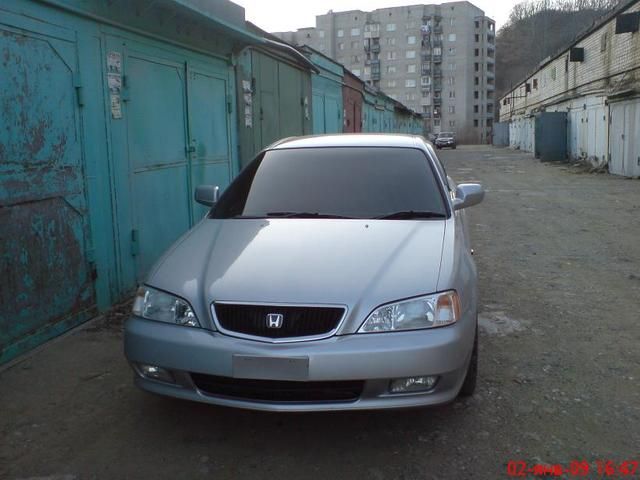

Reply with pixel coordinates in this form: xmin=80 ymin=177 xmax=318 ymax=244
xmin=124 ymin=134 xmax=484 ymax=412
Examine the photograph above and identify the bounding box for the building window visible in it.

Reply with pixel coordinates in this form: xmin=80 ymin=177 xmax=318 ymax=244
xmin=448 ymin=47 xmax=456 ymax=56
xmin=318 ymin=44 xmax=325 ymax=51
xmin=387 ymin=51 xmax=397 ymax=60
xmin=434 ymin=119 xmax=441 ymax=126
xmin=448 ymin=105 xmax=455 ymax=114
xmin=337 ymin=29 xmax=344 ymax=37
xmin=386 ymin=65 xmax=396 ymax=73
xmin=318 ymin=30 xmax=325 ymax=38
xmin=352 ymin=55 xmax=360 ymax=63
xmin=386 ymin=23 xmax=396 ymax=31
xmin=487 ymin=118 xmax=493 ymax=127
xmin=449 ymin=90 xmax=455 ymax=98
xmin=422 ymin=105 xmax=430 ymax=114
xmin=449 ymin=120 xmax=455 ymax=127
xmin=364 ymin=66 xmax=371 ymax=76
xmin=405 ymin=92 xmax=416 ymax=101
xmin=474 ymin=48 xmax=479 ymax=56
xmin=474 ymin=62 xmax=479 ymax=72
xmin=551 ymin=66 xmax=557 ymax=81
xmin=421 ymin=76 xmax=431 ymax=86
xmin=352 ymin=69 xmax=361 ymax=77
xmin=475 ymin=20 xmax=480 ymax=28
xmin=407 ymin=64 xmax=416 ymax=73
xmin=474 ymin=119 xmax=479 ymax=127
xmin=475 ymin=77 xmax=479 ymax=85
xmin=601 ymin=33 xmax=607 ymax=52
xmin=338 ymin=42 xmax=345 ymax=50
xmin=447 ymin=76 xmax=455 ymax=85
xmin=474 ymin=105 xmax=479 ymax=113
xmin=388 ymin=79 xmax=397 ymax=88
xmin=533 ymin=78 xmax=538 ymax=89
xmin=386 ymin=37 xmax=396 ymax=46
xmin=448 ymin=62 xmax=456 ymax=71
xmin=351 ymin=41 xmax=360 ymax=49
xmin=475 ymin=34 xmax=479 ymax=42
xmin=406 ymin=50 xmax=416 ymax=59
xmin=351 ymin=28 xmax=360 ymax=36
xmin=406 ymin=79 xmax=417 ymax=88
xmin=474 ymin=91 xmax=479 ymax=99
xmin=450 ymin=17 xmax=455 ymax=26
xmin=422 ymin=89 xmax=430 ymax=98
xmin=448 ymin=33 xmax=456 ymax=42
xmin=407 ymin=35 xmax=416 ymax=44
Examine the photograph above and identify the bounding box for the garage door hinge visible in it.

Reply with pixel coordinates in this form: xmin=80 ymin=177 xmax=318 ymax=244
xmin=122 ymin=76 xmax=130 ymax=102
xmin=131 ymin=229 xmax=139 ymax=256
xmin=74 ymin=73 xmax=84 ymax=107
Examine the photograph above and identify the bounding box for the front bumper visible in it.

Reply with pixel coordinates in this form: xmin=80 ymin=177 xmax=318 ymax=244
xmin=124 ymin=316 xmax=475 ymax=412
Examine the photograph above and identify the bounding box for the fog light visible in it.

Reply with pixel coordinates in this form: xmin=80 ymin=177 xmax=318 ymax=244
xmin=138 ymin=364 xmax=175 ymax=383
xmin=389 ymin=375 xmax=438 ymax=394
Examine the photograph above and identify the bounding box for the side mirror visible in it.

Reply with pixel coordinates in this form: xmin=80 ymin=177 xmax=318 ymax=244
xmin=453 ymin=183 xmax=484 ymax=210
xmin=195 ymin=185 xmax=219 ymax=207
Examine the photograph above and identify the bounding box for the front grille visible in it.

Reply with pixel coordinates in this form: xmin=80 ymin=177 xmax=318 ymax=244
xmin=213 ymin=303 xmax=345 ymax=339
xmin=191 ymin=373 xmax=364 ymax=402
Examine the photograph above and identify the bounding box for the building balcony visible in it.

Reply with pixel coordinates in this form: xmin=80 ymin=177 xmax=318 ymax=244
xmin=371 ymin=72 xmax=381 ymax=81
xmin=431 ymin=40 xmax=442 ymax=48
xmin=433 ymin=25 xmax=443 ymax=34
xmin=432 ymin=55 xmax=442 ymax=63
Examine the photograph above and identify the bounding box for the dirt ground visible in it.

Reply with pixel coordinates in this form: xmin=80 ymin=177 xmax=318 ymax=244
xmin=1 ymin=146 xmax=639 ymax=479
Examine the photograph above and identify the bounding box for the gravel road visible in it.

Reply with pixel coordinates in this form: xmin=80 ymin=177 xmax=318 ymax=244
xmin=1 ymin=146 xmax=639 ymax=479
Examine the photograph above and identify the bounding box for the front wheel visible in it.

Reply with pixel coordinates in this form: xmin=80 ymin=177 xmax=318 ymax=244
xmin=458 ymin=326 xmax=477 ymax=396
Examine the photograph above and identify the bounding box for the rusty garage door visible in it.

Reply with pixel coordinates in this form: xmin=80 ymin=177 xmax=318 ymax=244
xmin=0 ymin=12 xmax=96 ymax=362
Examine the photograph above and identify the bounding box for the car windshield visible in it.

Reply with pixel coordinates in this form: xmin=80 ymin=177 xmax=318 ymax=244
xmin=211 ymin=147 xmax=447 ymax=219
xmin=438 ymin=133 xmax=454 ymax=138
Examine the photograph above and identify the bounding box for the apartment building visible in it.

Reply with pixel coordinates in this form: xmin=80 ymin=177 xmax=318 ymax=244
xmin=275 ymin=2 xmax=496 ymax=143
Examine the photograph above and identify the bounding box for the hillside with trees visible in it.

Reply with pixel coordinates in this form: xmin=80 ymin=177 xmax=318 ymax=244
xmin=496 ymin=0 xmax=623 ymax=99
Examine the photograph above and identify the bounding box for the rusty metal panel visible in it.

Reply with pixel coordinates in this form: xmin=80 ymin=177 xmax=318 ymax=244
xmin=0 ymin=13 xmax=96 ymax=363
xmin=343 ymin=71 xmax=364 ymax=133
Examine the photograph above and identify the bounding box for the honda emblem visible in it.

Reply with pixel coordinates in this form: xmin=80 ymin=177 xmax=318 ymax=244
xmin=266 ymin=313 xmax=284 ymax=329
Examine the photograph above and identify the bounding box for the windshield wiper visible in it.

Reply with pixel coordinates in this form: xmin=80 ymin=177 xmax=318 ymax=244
xmin=375 ymin=210 xmax=447 ymax=220
xmin=265 ymin=211 xmax=355 ymax=219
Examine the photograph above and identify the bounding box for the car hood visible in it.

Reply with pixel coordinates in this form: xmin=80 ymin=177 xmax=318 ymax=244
xmin=148 ymin=218 xmax=447 ymax=333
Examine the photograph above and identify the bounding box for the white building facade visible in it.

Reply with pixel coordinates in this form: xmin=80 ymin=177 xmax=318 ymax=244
xmin=499 ymin=0 xmax=640 ymax=177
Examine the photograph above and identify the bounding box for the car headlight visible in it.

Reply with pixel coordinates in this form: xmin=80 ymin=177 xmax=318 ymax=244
xmin=132 ymin=286 xmax=200 ymax=327
xmin=358 ymin=291 xmax=461 ymax=333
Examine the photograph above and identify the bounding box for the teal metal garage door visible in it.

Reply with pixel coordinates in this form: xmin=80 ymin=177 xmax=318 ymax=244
xmin=106 ymin=36 xmax=233 ymax=290
xmin=0 ymin=12 xmax=96 ymax=362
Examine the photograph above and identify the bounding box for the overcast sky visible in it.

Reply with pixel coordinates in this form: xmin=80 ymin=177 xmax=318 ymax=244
xmin=234 ymin=0 xmax=521 ymax=33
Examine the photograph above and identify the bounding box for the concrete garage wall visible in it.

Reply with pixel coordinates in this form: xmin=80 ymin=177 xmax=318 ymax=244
xmin=499 ymin=0 xmax=640 ymax=175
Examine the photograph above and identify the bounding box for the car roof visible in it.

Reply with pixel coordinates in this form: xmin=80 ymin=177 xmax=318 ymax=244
xmin=268 ymin=134 xmax=425 ymax=150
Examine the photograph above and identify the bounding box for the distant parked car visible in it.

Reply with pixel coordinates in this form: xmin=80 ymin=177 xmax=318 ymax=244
xmin=125 ymin=134 xmax=484 ymax=412
xmin=435 ymin=132 xmax=457 ymax=149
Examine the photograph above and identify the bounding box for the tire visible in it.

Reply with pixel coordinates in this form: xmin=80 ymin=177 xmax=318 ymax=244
xmin=452 ymin=145 xmax=457 ymax=149
xmin=458 ymin=325 xmax=478 ymax=397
